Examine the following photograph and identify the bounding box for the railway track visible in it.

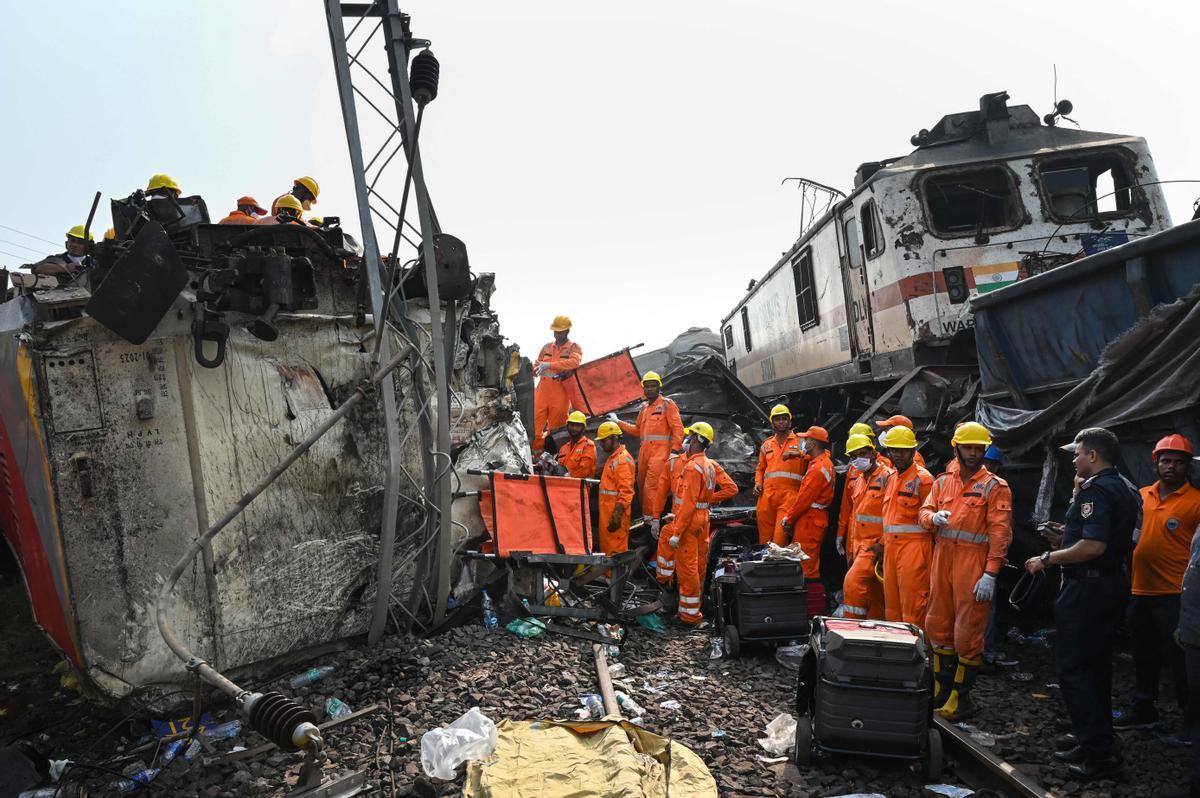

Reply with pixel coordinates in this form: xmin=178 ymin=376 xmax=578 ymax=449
xmin=935 ymin=715 xmax=1056 ymax=798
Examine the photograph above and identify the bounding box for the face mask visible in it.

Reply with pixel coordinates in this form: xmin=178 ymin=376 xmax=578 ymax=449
xmin=799 ymin=440 xmax=811 ymax=454
xmin=850 ymin=457 xmax=872 ymax=471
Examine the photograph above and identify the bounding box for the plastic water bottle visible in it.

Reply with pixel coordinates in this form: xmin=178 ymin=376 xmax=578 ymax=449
xmin=326 ymin=697 xmax=352 ymax=720
xmin=202 ymin=720 xmax=242 ymax=740
xmin=481 ymin=590 xmax=499 ymax=629
xmin=288 ymin=665 xmax=335 ymax=689
xmin=115 ymin=768 xmax=161 ymax=793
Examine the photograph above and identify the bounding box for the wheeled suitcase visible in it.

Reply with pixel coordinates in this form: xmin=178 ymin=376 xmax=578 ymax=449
xmin=712 ymin=556 xmax=807 ymax=657
xmin=793 ymin=617 xmax=941 ymax=778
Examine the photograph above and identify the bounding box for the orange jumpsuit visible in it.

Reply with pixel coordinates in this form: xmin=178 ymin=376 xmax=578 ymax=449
xmin=532 ymin=340 xmax=583 ymax=452
xmin=558 ymin=435 xmax=597 ymax=479
xmin=617 ymin=396 xmax=685 ymax=518
xmin=597 ymin=444 xmax=636 ymax=555
xmin=218 ymin=210 xmax=259 ymax=224
xmin=920 ymin=466 xmax=1012 ymax=660
xmin=840 ymin=463 xmax=895 ymax=620
xmin=877 ymin=451 xmax=925 ymax=470
xmin=654 ymin=456 xmax=739 ymax=585
xmin=881 ymin=462 xmax=935 ymax=626
xmin=669 ymin=453 xmax=717 ymax=625
xmin=777 ymin=450 xmax=835 ymax=580
xmin=754 ymin=432 xmax=807 ymax=545
xmin=836 ymin=463 xmax=867 ymax=560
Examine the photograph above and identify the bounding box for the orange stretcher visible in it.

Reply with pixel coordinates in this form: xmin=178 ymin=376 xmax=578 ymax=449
xmin=562 ymin=348 xmax=645 ymax=417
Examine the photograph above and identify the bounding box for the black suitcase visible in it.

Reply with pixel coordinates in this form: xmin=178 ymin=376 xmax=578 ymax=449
xmin=712 ymin=557 xmax=807 ymax=657
xmin=794 ymin=617 xmax=941 ymax=778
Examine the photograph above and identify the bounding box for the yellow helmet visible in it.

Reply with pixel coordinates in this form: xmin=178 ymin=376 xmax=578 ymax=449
xmin=146 ymin=173 xmax=181 ymax=194
xmin=596 ymin=421 xmax=622 ymax=441
xmin=550 ymin=315 xmax=572 ymax=332
xmin=952 ymin=421 xmax=993 ymax=447
xmin=849 ymin=422 xmax=875 ymax=439
xmin=103 ymin=227 xmax=116 ymax=240
xmin=769 ymin=404 xmax=791 ymax=419
xmin=689 ymin=421 xmax=715 ymax=444
xmin=845 ymin=433 xmax=874 ymax=455
xmin=642 ymin=371 xmax=663 ymax=386
xmin=294 ymin=176 xmax=320 ymax=203
xmin=566 ymin=411 xmax=587 ymax=425
xmin=883 ymin=426 xmax=919 ymax=449
xmin=307 ymin=216 xmax=324 ymax=227
xmin=65 ymin=225 xmax=94 ymax=242
xmin=275 ymin=194 xmax=304 ymax=214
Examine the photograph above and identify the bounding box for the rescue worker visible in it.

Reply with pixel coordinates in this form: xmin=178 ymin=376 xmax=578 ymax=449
xmin=837 ymin=422 xmax=879 ymax=552
xmin=557 ymin=411 xmax=598 ymax=479
xmin=29 ymin=225 xmax=94 ymax=277
xmin=219 ymin=196 xmax=268 ymax=225
xmin=876 ymin=415 xmax=926 ymax=467
xmin=1025 ymin=427 xmax=1139 ymax=780
xmin=753 ymin=405 xmax=807 ymax=545
xmin=663 ymin=422 xmax=718 ymax=627
xmin=258 ymin=194 xmax=305 ymax=225
xmin=1169 ymin=519 xmax=1200 ymax=798
xmin=839 ymin=433 xmax=894 ymax=620
xmin=880 ymin=425 xmax=935 ymax=626
xmin=1116 ymin=434 xmax=1200 ymax=729
xmin=145 ymin=173 xmax=182 ymax=199
xmin=921 ymin=421 xmax=1012 ymax=721
xmin=779 ymin=427 xmax=835 ymax=606
xmin=609 ymin=371 xmax=685 ymax=523
xmin=595 ymin=421 xmax=635 ymax=555
xmin=532 ymin=316 xmax=582 ymax=453
xmin=272 ymin=176 xmax=320 ymax=215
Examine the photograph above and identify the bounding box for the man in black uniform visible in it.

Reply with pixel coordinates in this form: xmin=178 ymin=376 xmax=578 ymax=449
xmin=1025 ymin=427 xmax=1139 ymax=780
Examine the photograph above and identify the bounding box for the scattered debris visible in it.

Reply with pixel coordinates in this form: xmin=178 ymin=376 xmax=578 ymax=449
xmin=924 ymin=787 xmax=975 ymax=798
xmin=419 ymin=707 xmax=498 ymax=780
xmin=757 ymin=713 xmax=797 ymax=756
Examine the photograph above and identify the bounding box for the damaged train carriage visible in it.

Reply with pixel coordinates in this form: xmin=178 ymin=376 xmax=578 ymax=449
xmin=722 ymin=91 xmax=1172 ymax=438
xmin=0 ymin=194 xmax=525 ymax=701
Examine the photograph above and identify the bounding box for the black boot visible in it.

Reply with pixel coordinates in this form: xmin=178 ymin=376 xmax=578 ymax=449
xmin=1052 ymin=745 xmax=1086 ymax=764
xmin=932 ymin=648 xmax=957 ymax=710
xmin=936 ymin=655 xmax=981 ymax=721
xmin=1067 ymin=752 xmax=1124 ymax=781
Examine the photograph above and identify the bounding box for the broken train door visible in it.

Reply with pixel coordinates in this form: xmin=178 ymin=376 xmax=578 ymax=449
xmin=837 ymin=201 xmax=875 ymax=360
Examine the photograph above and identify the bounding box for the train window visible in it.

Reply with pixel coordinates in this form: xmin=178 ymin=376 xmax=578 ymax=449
xmin=860 ymin=199 xmax=885 ymax=259
xmin=740 ymin=307 xmax=752 ymax=352
xmin=843 ymin=218 xmax=864 ymax=271
xmin=722 ymin=324 xmax=734 ymax=350
xmin=1038 ymin=152 xmax=1136 ymax=222
xmin=922 ymin=167 xmax=1021 ymax=237
xmin=793 ymin=248 xmax=819 ymax=330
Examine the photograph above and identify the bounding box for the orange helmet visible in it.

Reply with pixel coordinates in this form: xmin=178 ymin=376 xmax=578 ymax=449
xmin=800 ymin=426 xmax=829 ymax=444
xmin=876 ymin=415 xmax=914 ymax=430
xmin=1152 ymin=434 xmax=1194 ymax=461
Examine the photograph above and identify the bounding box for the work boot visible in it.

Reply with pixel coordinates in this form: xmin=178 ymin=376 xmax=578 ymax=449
xmin=1052 ymin=745 xmax=1087 ymax=764
xmin=1054 ymin=732 xmax=1078 ymax=749
xmin=1067 ymin=753 xmax=1123 ymax=781
xmin=1112 ymin=705 xmax=1159 ymax=730
xmin=931 ymin=648 xmax=957 ymax=710
xmin=936 ymin=655 xmax=981 ymax=721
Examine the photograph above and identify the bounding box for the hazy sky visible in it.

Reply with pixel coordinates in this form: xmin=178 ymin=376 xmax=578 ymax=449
xmin=2 ymin=1 xmax=1197 ymax=363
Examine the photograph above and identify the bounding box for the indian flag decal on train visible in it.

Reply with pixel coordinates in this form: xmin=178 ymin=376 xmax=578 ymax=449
xmin=971 ymin=261 xmax=1019 ymax=293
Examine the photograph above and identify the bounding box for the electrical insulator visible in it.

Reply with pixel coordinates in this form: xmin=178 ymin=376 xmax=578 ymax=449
xmin=410 ymin=49 xmax=440 ymax=106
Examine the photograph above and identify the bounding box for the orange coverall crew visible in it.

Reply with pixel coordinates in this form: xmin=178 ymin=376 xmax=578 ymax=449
xmin=595 ymin=422 xmax=636 ymax=555
xmin=556 ymin=411 xmax=598 ymax=479
xmin=840 ymin=434 xmax=894 ymax=620
xmin=663 ymin=423 xmax=718 ymax=627
xmin=218 ymin=196 xmax=268 ymax=225
xmin=876 ymin=415 xmax=926 ymax=468
xmin=610 ymin=371 xmax=685 ymax=522
xmin=653 ymin=438 xmax=737 ymax=587
xmin=920 ymin=422 xmax=1012 ymax=721
xmin=532 ymin=316 xmax=583 ymax=453
xmin=754 ymin=404 xmax=807 ymax=545
xmin=879 ymin=426 xmax=935 ymax=626
xmin=836 ymin=422 xmax=878 ymax=556
xmin=779 ymin=426 xmax=835 ymax=576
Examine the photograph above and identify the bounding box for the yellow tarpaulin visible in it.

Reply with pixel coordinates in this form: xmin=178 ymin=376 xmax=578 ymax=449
xmin=465 ymin=718 xmax=719 ymax=798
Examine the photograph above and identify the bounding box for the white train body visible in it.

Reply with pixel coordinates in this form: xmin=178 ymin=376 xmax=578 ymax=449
xmin=722 ymin=93 xmax=1172 ymax=404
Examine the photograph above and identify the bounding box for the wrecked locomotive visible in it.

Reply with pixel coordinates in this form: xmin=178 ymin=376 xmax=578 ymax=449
xmin=0 ymin=192 xmax=523 ymax=701
xmin=721 ymin=91 xmax=1173 ymax=442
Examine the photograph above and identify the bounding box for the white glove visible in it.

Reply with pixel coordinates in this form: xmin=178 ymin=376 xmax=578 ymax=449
xmin=836 ymin=537 xmax=846 ymax=557
xmin=606 ymin=413 xmax=620 ymax=423
xmin=646 ymin=518 xmax=660 ymax=539
xmin=669 ymin=535 xmax=680 ymax=549
xmin=973 ymin=572 xmax=996 ymax=602
xmin=535 ymin=363 xmax=549 ymax=377
xmin=931 ymin=509 xmax=952 ymax=527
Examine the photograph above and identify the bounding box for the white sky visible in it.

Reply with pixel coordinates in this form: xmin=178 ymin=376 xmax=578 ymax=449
xmin=2 ymin=1 xmax=1197 ymax=362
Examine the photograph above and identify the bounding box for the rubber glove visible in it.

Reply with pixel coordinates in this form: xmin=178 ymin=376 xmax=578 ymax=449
xmin=648 ymin=519 xmax=660 ymax=540
xmin=931 ymin=509 xmax=952 ymax=527
xmin=973 ymin=572 xmax=996 ymax=602
xmin=836 ymin=537 xmax=846 ymax=557
xmin=605 ymin=412 xmax=620 ymax=423
xmin=669 ymin=535 xmax=680 ymax=549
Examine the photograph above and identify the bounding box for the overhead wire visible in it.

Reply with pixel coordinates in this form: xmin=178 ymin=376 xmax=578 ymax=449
xmin=0 ymin=223 xmax=58 ymax=246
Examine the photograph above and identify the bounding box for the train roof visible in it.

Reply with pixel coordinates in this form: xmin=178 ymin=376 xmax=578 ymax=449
xmin=721 ymin=91 xmax=1147 ymax=325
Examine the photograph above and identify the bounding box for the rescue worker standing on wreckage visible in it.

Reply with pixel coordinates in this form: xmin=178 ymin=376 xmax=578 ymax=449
xmin=595 ymin=421 xmax=635 ymax=555
xmin=1025 ymin=427 xmax=1139 ymax=780
xmin=880 ymin=425 xmax=934 ymax=626
xmin=753 ymin=405 xmax=807 ymax=545
xmin=609 ymin=371 xmax=685 ymax=525
xmin=779 ymin=426 xmax=835 ymax=608
xmin=557 ymin=411 xmax=598 ymax=479
xmin=838 ymin=433 xmax=894 ymax=620
xmin=662 ymin=422 xmax=719 ymax=628
xmin=532 ymin=316 xmax=583 ymax=453
xmin=920 ymin=421 xmax=1012 ymax=721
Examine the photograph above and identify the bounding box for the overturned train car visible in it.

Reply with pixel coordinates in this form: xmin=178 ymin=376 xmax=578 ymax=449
xmin=0 ymin=193 xmax=523 ymax=700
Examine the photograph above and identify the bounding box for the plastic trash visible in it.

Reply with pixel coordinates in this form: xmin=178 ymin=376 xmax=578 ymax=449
xmin=326 ymin=697 xmax=352 ymax=720
xmin=924 ymin=788 xmax=975 ymax=798
xmin=608 ymin=662 xmax=626 ymax=679
xmin=659 ymin=700 xmax=682 ymax=711
xmin=202 ymin=720 xmax=242 ymax=740
xmin=637 ymin=613 xmax=667 ymax=634
xmin=420 ymin=707 xmax=498 ymax=780
xmin=579 ymin=694 xmax=604 ymax=719
xmin=160 ymin=738 xmax=201 ymax=765
xmin=1009 ymin=672 xmax=1033 ymax=682
xmin=708 ymin=637 xmax=724 ymax=659
xmin=711 ymin=729 xmax=727 ymax=739
xmin=1005 ymin=628 xmax=1026 ymax=644
xmin=757 ymin=712 xmax=797 ymax=755
xmin=774 ymin=643 xmax=809 ymax=672
xmin=504 ymin=617 xmax=546 ymax=638
xmin=481 ymin=590 xmax=499 ymax=630
xmin=19 ymin=790 xmax=71 ymax=798
xmin=115 ymin=768 xmax=161 ymax=793
xmin=615 ymin=691 xmax=645 ymax=717
xmin=49 ymin=759 xmax=71 ymax=782
xmin=955 ymin=723 xmax=995 ymax=747
xmin=288 ymin=665 xmax=335 ymax=689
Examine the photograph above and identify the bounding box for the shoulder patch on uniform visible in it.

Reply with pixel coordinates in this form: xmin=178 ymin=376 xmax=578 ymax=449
xmin=1081 ymin=502 xmax=1093 ymax=518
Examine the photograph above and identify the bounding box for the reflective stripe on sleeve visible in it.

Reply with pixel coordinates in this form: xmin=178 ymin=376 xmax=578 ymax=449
xmin=938 ymin=528 xmax=989 ymax=544
xmin=885 ymin=524 xmax=926 ymax=534
xmin=765 ymin=471 xmax=804 ymax=481
xmin=643 ymin=435 xmax=672 ymax=442
xmin=855 ymin=514 xmax=883 ymax=524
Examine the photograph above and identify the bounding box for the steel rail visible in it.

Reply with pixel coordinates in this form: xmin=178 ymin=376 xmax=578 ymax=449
xmin=933 ymin=716 xmax=1057 ymax=798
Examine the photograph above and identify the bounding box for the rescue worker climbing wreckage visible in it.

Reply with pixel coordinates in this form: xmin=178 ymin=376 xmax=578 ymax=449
xmin=880 ymin=426 xmax=935 ymax=627
xmin=532 ymin=316 xmax=583 ymax=453
xmin=554 ymin=411 xmax=598 ymax=480
xmin=272 ymin=175 xmax=320 ymax=215
xmin=657 ymin=422 xmax=721 ymax=628
xmin=779 ymin=426 xmax=835 ymax=610
xmin=259 ymin=194 xmax=305 ymax=225
xmin=754 ymin=405 xmax=807 ymax=545
xmin=838 ymin=433 xmax=894 ymax=620
xmin=29 ymin=225 xmax=94 ymax=277
xmin=219 ymin=195 xmax=269 ymax=225
xmin=595 ymin=421 xmax=635 ymax=556
xmin=921 ymin=421 xmax=1012 ymax=721
xmin=609 ymin=371 xmax=685 ymax=528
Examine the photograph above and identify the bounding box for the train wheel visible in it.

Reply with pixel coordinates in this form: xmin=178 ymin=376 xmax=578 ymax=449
xmin=793 ymin=716 xmax=812 ymax=766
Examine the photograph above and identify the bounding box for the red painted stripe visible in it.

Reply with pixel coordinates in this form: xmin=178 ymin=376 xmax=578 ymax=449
xmin=869 ymin=269 xmax=978 ymax=312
